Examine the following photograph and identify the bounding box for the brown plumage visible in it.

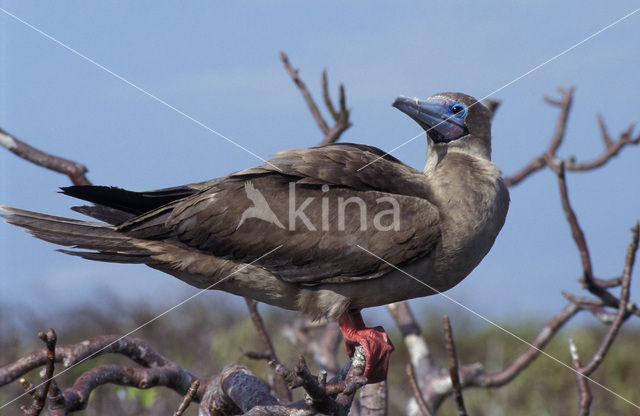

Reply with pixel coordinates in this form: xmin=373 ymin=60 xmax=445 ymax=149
xmin=1 ymin=92 xmax=509 ymax=383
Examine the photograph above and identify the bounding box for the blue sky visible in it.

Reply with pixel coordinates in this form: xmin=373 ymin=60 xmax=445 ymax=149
xmin=1 ymin=2 xmax=639 ymax=331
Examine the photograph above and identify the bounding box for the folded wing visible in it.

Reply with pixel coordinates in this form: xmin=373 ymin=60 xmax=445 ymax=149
xmin=114 ymin=143 xmax=441 ymax=283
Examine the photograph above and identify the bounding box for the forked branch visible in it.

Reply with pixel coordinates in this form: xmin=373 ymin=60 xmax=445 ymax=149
xmin=504 ymin=87 xmax=639 ymax=186
xmin=281 ymin=51 xmax=352 ymax=145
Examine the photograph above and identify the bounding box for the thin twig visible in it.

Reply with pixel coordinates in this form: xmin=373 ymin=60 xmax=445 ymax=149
xmin=19 ymin=378 xmax=36 ymax=398
xmin=545 ymin=87 xmax=574 ymax=158
xmin=45 ymin=380 xmax=65 ymax=416
xmin=0 ymin=128 xmax=91 ymax=185
xmin=319 ymin=83 xmax=352 ymax=146
xmin=282 ymin=318 xmax=342 ymax=378
xmin=244 ymin=298 xmax=292 ymax=401
xmin=245 ymin=299 xmax=277 ymax=359
xmin=577 ymin=223 xmax=638 ymax=376
xmin=505 ymin=87 xmax=573 ymax=186
xmin=561 ymin=292 xmax=615 ymax=324
xmin=555 ymin=162 xmax=621 ymax=309
xmin=268 ymin=348 xmax=367 ymax=416
xmin=406 ymin=363 xmax=433 ymax=416
xmin=173 ymin=379 xmax=200 ymax=416
xmin=565 ymin=121 xmax=639 ymax=171
xmin=281 ymin=51 xmax=351 ymax=145
xmin=596 ymin=114 xmax=614 ymax=149
xmin=554 ymin=163 xmax=593 ymax=278
xmin=478 ymin=303 xmax=579 ymax=386
xmin=569 ymin=339 xmax=592 ymax=416
xmin=281 ymin=51 xmax=330 ymax=134
xmin=323 ymin=70 xmax=339 ymax=121
xmin=444 ymin=316 xmax=468 ymax=416
xmin=21 ymin=329 xmax=56 ymax=416
xmin=505 ymin=87 xmax=640 ymax=186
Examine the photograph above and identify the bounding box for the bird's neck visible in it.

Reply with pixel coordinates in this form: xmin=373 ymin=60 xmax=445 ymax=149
xmin=423 ymin=143 xmax=448 ymax=174
xmin=422 ymin=147 xmax=502 ymax=204
xmin=423 ymin=138 xmax=491 ymax=175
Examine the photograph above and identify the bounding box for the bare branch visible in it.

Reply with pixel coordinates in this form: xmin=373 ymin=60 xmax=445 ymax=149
xmin=505 ymin=87 xmax=640 ymax=186
xmin=555 ymin=162 xmax=626 ymax=311
xmin=406 ymin=363 xmax=433 ymax=416
xmin=392 ymin=301 xmax=581 ymax=413
xmin=443 ymin=316 xmax=467 ymax=416
xmin=596 ymin=114 xmax=614 ymax=149
xmin=215 ymin=364 xmax=280 ymax=413
xmin=554 ymin=163 xmax=593 ymax=278
xmin=198 ymin=363 xmax=299 ymax=416
xmin=334 ymin=345 xmax=368 ymax=413
xmin=564 ymin=122 xmax=639 ymax=171
xmin=45 ymin=380 xmax=66 ymax=416
xmin=588 ymin=275 xmax=624 ymax=289
xmin=323 ymin=70 xmax=340 ymax=121
xmin=477 ymin=302 xmax=579 ymax=387
xmin=569 ymin=339 xmax=592 ymax=416
xmin=282 ymin=318 xmax=341 ymax=377
xmin=360 ymin=382 xmax=387 ymax=416
xmin=19 ymin=378 xmax=36 ymax=399
xmin=577 ymin=223 xmax=638 ymax=377
xmin=19 ymin=329 xmax=56 ymax=416
xmin=244 ymin=299 xmax=292 ymax=401
xmin=319 ymin=83 xmax=352 ymax=146
xmin=387 ymin=302 xmax=434 ymax=373
xmin=60 ymin=364 xmax=197 ymax=412
xmin=1 ymin=334 xmax=206 ymax=414
xmin=1 ymin=335 xmax=195 ymax=387
xmin=281 ymin=51 xmax=351 ymax=146
xmin=545 ymin=87 xmax=574 ymax=158
xmin=268 ymin=346 xmax=367 ymax=416
xmin=504 ymin=87 xmax=573 ymax=186
xmin=561 ymin=291 xmax=616 ymax=324
xmin=173 ymin=379 xmax=200 ymax=416
xmin=281 ymin=51 xmax=330 ymax=134
xmin=0 ymin=128 xmax=91 ymax=185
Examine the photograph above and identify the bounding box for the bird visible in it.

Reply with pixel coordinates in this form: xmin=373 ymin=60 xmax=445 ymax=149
xmin=1 ymin=92 xmax=509 ymax=384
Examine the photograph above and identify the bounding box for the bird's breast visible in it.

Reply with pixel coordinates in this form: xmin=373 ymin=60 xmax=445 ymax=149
xmin=431 ymin=166 xmax=509 ymax=287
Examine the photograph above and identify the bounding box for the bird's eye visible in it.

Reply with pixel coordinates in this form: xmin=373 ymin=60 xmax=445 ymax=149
xmin=451 ymin=105 xmax=464 ymax=114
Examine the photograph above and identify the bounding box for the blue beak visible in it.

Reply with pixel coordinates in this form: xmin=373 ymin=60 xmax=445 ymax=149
xmin=393 ymin=96 xmax=467 ymax=142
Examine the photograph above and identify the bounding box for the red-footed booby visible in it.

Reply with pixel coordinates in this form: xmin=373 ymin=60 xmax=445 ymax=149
xmin=1 ymin=92 xmax=509 ymax=383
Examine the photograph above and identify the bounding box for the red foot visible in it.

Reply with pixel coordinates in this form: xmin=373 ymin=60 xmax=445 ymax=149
xmin=339 ymin=310 xmax=394 ymax=384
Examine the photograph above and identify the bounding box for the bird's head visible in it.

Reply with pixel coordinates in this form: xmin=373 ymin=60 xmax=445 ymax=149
xmin=393 ymin=92 xmax=492 ymax=160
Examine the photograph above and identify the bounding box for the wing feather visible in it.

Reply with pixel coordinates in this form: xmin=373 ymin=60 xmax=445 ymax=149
xmin=118 ymin=143 xmax=441 ymax=283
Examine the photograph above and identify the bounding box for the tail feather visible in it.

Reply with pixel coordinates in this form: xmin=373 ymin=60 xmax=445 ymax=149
xmin=58 ymin=249 xmax=151 ymax=264
xmin=0 ymin=205 xmax=153 ymax=262
xmin=61 ymin=185 xmax=197 ymax=215
xmin=71 ymin=205 xmax=136 ymax=226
